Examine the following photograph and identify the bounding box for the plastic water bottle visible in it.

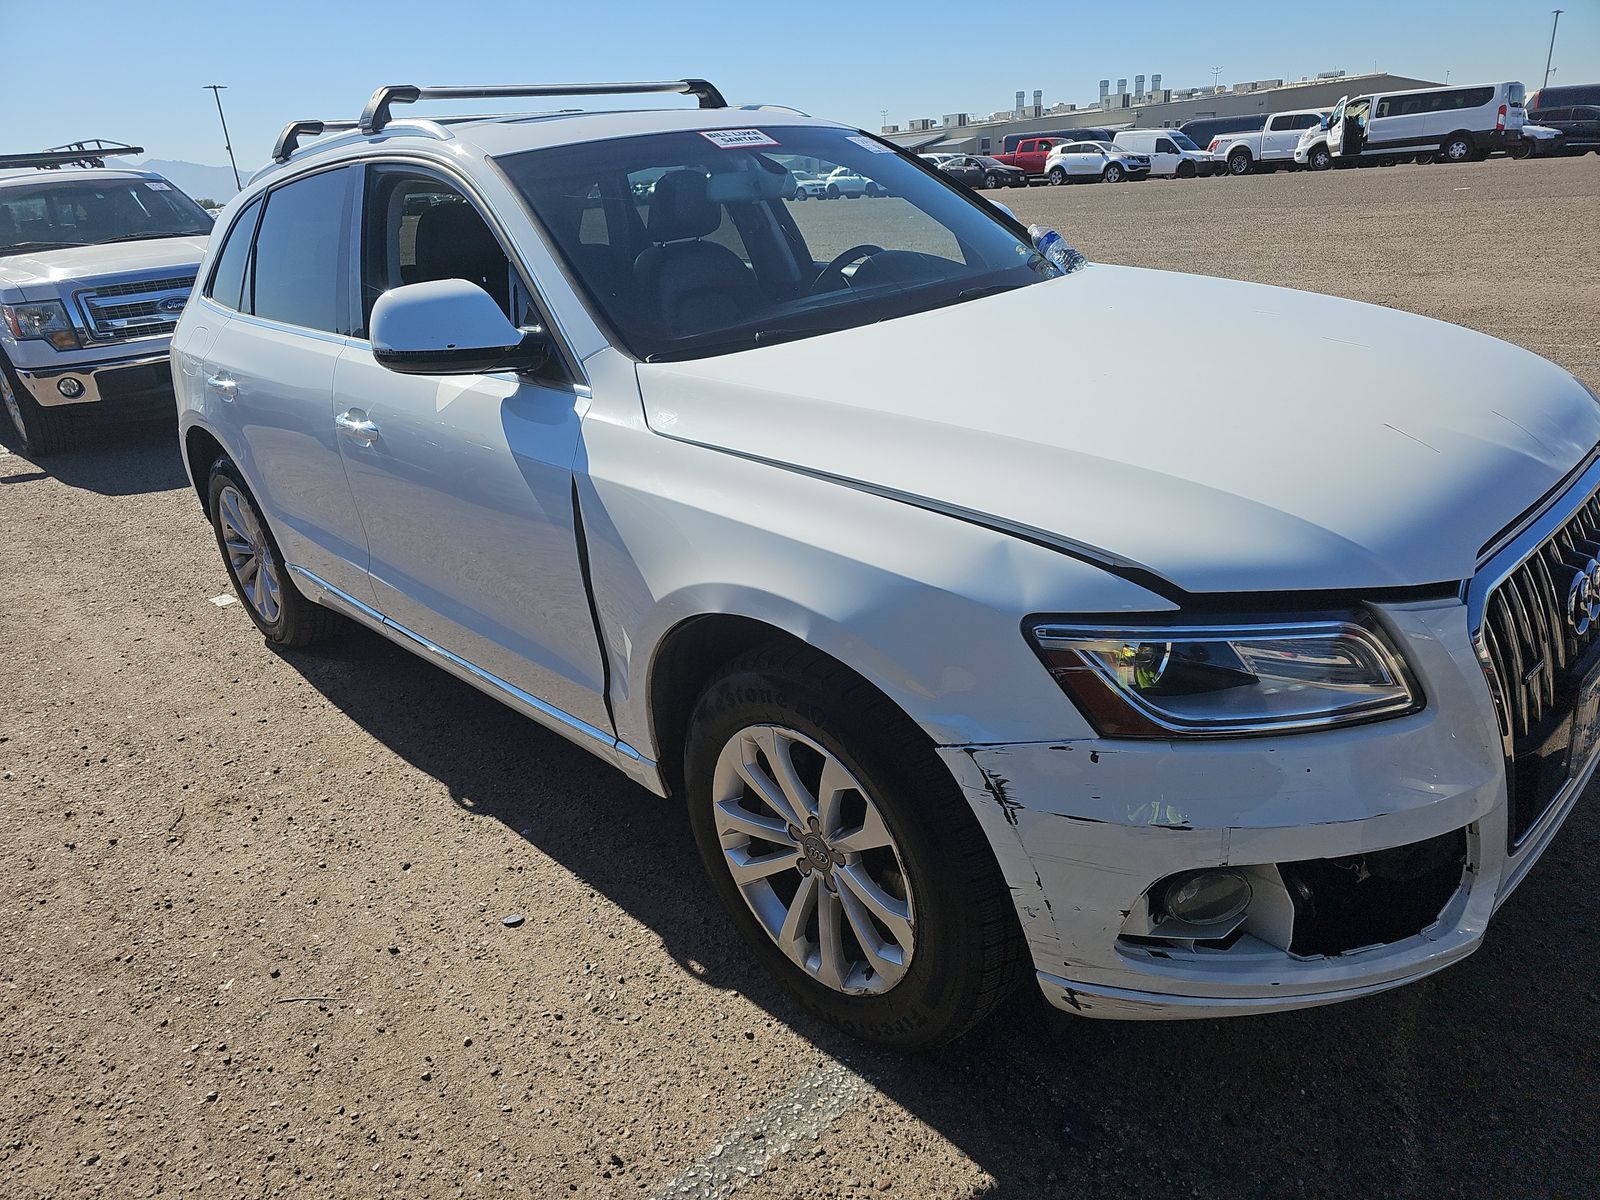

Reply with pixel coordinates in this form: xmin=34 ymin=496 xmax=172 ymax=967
xmin=1027 ymin=224 xmax=1087 ymax=275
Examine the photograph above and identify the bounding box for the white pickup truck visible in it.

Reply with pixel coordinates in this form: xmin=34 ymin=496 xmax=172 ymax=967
xmin=0 ymin=142 xmax=211 ymax=454
xmin=1210 ymin=109 xmax=1329 ymax=175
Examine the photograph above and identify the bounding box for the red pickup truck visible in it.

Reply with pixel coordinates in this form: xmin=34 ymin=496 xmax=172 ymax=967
xmin=992 ymin=137 xmax=1072 ymax=179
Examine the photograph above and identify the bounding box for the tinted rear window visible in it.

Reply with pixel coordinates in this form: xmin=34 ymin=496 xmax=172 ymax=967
xmin=250 ymin=167 xmax=352 ymax=335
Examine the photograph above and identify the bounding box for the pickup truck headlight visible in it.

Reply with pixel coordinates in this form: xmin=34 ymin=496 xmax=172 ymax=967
xmin=1028 ymin=617 xmax=1420 ymax=737
xmin=2 ymin=300 xmax=81 ymax=350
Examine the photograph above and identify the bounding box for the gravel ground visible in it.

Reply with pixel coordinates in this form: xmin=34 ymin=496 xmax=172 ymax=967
xmin=3 ymin=155 xmax=1598 ymax=1200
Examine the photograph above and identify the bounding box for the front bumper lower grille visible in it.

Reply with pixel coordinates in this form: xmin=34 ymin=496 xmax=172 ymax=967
xmin=1478 ymin=483 xmax=1600 ymax=844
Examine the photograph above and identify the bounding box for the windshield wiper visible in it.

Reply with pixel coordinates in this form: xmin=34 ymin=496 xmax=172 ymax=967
xmin=646 ymin=324 xmax=845 ymax=363
xmin=98 ymin=231 xmax=209 ymax=243
xmin=952 ymin=282 xmax=1030 ymax=303
xmin=0 ymin=239 xmax=89 ymax=253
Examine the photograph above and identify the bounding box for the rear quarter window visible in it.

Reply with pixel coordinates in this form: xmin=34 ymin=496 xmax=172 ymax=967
xmin=205 ymin=197 xmax=262 ymax=311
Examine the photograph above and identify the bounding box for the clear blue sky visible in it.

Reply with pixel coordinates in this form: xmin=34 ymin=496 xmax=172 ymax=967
xmin=3 ymin=0 xmax=1594 ymax=169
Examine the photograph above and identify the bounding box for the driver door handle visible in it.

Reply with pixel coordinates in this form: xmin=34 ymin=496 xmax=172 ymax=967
xmin=335 ymin=408 xmax=380 ymax=446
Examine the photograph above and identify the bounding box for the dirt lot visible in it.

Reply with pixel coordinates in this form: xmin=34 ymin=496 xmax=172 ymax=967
xmin=4 ymin=156 xmax=1599 ymax=1200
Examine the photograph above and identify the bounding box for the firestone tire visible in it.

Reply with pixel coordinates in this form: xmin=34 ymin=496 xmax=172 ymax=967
xmin=0 ymin=353 xmax=77 ymax=456
xmin=207 ymin=457 xmax=338 ymax=649
xmin=684 ymin=642 xmax=1028 ymax=1048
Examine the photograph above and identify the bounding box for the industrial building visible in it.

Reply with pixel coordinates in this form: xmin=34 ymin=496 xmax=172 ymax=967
xmin=879 ymin=71 xmax=1441 ymax=153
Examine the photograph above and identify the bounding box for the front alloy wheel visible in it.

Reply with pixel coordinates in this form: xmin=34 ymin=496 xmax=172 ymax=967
xmin=711 ymin=726 xmax=914 ymax=995
xmin=685 ymin=644 xmax=1026 ymax=1046
xmin=1103 ymin=163 xmax=1124 ymax=183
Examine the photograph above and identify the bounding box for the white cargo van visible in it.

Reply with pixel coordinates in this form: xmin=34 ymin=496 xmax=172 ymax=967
xmin=1110 ymin=129 xmax=1216 ymax=177
xmin=1311 ymin=81 xmax=1526 ymax=164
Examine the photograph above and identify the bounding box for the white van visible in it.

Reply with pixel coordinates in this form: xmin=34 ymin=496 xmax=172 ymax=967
xmin=1323 ymin=81 xmax=1526 ymax=163
xmin=1111 ymin=129 xmax=1217 ymax=177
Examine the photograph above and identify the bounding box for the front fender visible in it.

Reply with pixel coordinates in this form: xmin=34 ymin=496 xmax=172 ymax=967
xmin=576 ymin=420 xmax=1176 ymax=758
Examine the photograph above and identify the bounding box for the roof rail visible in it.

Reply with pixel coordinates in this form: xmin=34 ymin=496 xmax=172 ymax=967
xmin=359 ymin=80 xmax=727 ymax=134
xmin=272 ymin=119 xmax=362 ymax=163
xmin=0 ymin=140 xmax=145 ymax=171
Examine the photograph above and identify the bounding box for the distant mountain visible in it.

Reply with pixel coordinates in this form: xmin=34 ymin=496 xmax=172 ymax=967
xmin=130 ymin=158 xmax=253 ymax=204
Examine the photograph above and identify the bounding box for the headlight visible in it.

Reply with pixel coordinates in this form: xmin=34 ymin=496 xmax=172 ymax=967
xmin=2 ymin=300 xmax=80 ymax=350
xmin=1028 ymin=616 xmax=1420 ymax=737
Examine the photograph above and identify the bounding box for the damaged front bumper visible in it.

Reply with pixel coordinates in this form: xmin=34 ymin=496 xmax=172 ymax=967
xmin=941 ymin=599 xmax=1591 ymax=1019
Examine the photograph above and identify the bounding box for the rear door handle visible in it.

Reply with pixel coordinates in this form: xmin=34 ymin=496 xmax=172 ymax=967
xmin=335 ymin=408 xmax=380 ymax=446
xmin=205 ymin=373 xmax=236 ymax=401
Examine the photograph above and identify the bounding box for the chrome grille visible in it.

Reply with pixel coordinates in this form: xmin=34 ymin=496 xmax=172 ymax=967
xmin=1478 ymin=484 xmax=1600 ymax=843
xmin=75 ymin=274 xmax=195 ymax=342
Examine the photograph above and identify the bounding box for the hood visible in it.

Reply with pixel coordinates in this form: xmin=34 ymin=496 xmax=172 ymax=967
xmin=636 ymin=265 xmax=1600 ymax=595
xmin=1 ymin=236 xmax=209 ymax=295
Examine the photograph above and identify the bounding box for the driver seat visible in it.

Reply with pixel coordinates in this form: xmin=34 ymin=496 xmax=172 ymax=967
xmin=633 ymin=170 xmax=759 ymax=338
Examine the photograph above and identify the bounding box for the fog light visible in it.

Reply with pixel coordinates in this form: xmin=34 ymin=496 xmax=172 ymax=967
xmin=1161 ymin=869 xmax=1252 ymax=926
xmin=56 ymin=377 xmax=85 ymax=399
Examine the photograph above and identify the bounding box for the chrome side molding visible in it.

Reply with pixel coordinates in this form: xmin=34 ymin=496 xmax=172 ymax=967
xmin=286 ymin=565 xmax=662 ymax=792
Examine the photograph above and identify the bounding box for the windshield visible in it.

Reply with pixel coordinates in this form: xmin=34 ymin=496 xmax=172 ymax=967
xmin=497 ymin=126 xmax=1053 ymax=362
xmin=0 ymin=176 xmax=211 ymax=256
xmin=1168 ymin=132 xmax=1201 ymax=151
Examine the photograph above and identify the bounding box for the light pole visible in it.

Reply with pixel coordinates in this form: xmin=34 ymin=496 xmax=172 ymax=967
xmin=204 ymin=84 xmax=241 ymax=192
xmin=1211 ymin=66 xmax=1221 ymax=91
xmin=880 ymin=108 xmax=888 ymax=130
xmin=1543 ymin=9 xmax=1563 ymax=90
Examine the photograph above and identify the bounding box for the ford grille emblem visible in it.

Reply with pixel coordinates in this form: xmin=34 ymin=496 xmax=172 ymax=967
xmin=157 ymin=296 xmax=187 ymax=314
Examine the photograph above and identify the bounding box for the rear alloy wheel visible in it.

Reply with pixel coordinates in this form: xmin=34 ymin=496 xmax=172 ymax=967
xmin=1102 ymin=163 xmax=1124 ymax=183
xmin=1443 ymin=134 xmax=1473 ymax=162
xmin=208 ymin=457 xmax=337 ymax=648
xmin=686 ymin=644 xmax=1026 ymax=1047
xmin=0 ymin=355 xmax=76 ymax=456
xmin=1228 ymin=148 xmax=1253 ymax=175
xmin=1048 ymin=166 xmax=1067 ymax=185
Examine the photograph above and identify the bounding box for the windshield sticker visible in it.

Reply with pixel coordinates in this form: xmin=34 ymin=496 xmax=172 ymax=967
xmin=145 ymin=181 xmax=173 ymax=190
xmin=700 ymin=129 xmax=779 ymax=149
xmin=847 ymin=135 xmax=893 ymax=153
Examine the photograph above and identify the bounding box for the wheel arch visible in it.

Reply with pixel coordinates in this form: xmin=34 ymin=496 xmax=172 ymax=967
xmin=183 ymin=422 xmax=229 ymax=518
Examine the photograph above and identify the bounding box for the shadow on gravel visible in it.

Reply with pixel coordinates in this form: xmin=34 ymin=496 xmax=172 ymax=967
xmin=0 ymin=416 xmax=188 ymax=497
xmin=273 ymin=619 xmax=1600 ymax=1199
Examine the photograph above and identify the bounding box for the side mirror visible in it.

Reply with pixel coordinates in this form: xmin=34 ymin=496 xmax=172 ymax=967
xmin=370 ymin=279 xmax=548 ymax=376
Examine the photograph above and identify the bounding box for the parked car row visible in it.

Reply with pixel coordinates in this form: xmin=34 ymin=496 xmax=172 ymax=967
xmin=1196 ymin=80 xmax=1592 ymax=173
xmin=987 ymin=131 xmax=1217 ymax=183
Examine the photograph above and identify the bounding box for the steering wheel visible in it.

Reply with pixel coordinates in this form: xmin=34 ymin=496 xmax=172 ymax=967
xmin=811 ymin=244 xmax=886 ymax=292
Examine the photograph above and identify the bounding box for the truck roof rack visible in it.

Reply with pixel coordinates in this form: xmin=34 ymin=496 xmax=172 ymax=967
xmin=272 ymin=119 xmax=362 ymax=163
xmin=359 ymin=80 xmax=727 ymax=134
xmin=0 ymin=140 xmax=145 ymax=171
